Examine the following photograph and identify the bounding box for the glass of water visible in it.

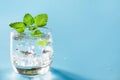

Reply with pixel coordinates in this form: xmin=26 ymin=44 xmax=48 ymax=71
xmin=10 ymin=28 xmax=53 ymax=76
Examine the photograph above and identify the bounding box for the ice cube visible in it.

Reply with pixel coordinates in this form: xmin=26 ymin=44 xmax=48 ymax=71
xmin=42 ymin=46 xmax=53 ymax=59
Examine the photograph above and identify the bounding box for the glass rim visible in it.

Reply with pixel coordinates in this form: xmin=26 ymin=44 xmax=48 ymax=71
xmin=11 ymin=26 xmax=52 ymax=33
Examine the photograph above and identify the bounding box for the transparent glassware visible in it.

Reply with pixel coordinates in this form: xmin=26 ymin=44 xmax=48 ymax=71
xmin=10 ymin=28 xmax=53 ymax=76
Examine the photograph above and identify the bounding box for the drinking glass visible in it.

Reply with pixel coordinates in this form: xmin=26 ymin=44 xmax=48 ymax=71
xmin=10 ymin=28 xmax=53 ymax=76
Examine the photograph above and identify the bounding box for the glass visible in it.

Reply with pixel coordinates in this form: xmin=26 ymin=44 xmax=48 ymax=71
xmin=10 ymin=28 xmax=53 ymax=77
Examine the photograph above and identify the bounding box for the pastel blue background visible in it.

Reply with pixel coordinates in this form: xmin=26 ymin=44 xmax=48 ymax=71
xmin=0 ymin=0 xmax=120 ymax=80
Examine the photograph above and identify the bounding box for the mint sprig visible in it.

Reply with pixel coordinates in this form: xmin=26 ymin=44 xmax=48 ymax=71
xmin=36 ymin=40 xmax=49 ymax=46
xmin=23 ymin=13 xmax=34 ymax=26
xmin=31 ymin=30 xmax=42 ymax=38
xmin=9 ymin=22 xmax=26 ymax=33
xmin=9 ymin=13 xmax=48 ymax=38
xmin=34 ymin=14 xmax=48 ymax=27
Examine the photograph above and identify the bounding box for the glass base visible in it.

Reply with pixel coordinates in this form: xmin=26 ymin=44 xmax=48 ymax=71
xmin=13 ymin=65 xmax=50 ymax=77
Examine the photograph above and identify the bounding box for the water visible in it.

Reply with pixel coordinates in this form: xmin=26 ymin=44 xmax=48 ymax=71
xmin=10 ymin=29 xmax=53 ymax=76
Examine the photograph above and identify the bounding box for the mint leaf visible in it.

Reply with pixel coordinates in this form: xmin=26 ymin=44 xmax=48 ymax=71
xmin=23 ymin=13 xmax=34 ymax=26
xmin=31 ymin=30 xmax=42 ymax=38
xmin=29 ymin=25 xmax=37 ymax=31
xmin=34 ymin=14 xmax=48 ymax=27
xmin=9 ymin=22 xmax=26 ymax=33
xmin=36 ymin=40 xmax=49 ymax=46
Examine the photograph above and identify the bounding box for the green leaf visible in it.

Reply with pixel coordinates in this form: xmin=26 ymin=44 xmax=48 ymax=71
xmin=34 ymin=14 xmax=48 ymax=27
xmin=29 ymin=25 xmax=38 ymax=31
xmin=37 ymin=40 xmax=49 ymax=46
xmin=31 ymin=30 xmax=42 ymax=38
xmin=9 ymin=22 xmax=26 ymax=33
xmin=23 ymin=13 xmax=34 ymax=26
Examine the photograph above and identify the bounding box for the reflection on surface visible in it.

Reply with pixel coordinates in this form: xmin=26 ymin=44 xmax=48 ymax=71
xmin=8 ymin=71 xmax=54 ymax=80
xmin=6 ymin=68 xmax=89 ymax=80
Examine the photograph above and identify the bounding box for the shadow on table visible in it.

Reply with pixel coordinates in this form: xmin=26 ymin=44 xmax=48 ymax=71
xmin=7 ymin=68 xmax=90 ymax=80
xmin=51 ymin=68 xmax=89 ymax=80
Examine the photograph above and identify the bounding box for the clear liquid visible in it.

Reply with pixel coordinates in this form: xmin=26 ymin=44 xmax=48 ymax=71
xmin=12 ymin=46 xmax=53 ymax=75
